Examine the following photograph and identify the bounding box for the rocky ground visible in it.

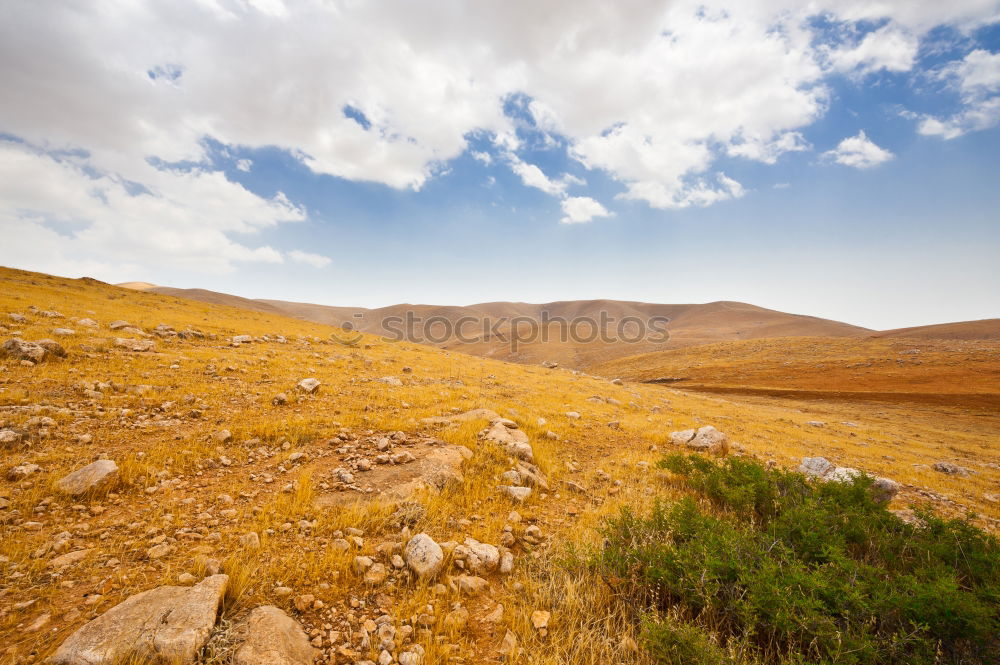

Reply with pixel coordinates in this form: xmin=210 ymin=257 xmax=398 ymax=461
xmin=1 ymin=267 xmax=997 ymax=665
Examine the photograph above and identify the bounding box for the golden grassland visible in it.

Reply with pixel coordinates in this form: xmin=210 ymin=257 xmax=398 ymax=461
xmin=1 ymin=266 xmax=998 ymax=664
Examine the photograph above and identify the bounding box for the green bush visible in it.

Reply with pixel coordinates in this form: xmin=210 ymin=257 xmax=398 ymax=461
xmin=595 ymin=454 xmax=1000 ymax=665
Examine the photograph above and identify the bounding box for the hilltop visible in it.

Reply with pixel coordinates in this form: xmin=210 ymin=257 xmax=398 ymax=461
xmin=1 ymin=267 xmax=997 ymax=665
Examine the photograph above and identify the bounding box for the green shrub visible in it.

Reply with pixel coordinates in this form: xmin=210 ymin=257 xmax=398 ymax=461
xmin=595 ymin=454 xmax=999 ymax=665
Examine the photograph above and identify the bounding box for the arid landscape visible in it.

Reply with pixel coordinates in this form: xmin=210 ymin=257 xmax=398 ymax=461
xmin=2 ymin=267 xmax=998 ymax=664
xmin=3 ymin=2 xmax=1000 ymax=664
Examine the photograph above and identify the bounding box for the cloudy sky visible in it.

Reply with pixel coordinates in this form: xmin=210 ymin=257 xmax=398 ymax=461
xmin=1 ymin=0 xmax=998 ymax=329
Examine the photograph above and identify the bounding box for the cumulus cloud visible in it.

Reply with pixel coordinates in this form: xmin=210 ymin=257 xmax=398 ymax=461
xmin=0 ymin=140 xmax=303 ymax=276
xmin=287 ymin=249 xmax=332 ymax=268
xmin=917 ymin=49 xmax=1000 ymax=138
xmin=823 ymin=131 xmax=895 ymax=169
xmin=826 ymin=24 xmax=918 ymax=76
xmin=0 ymin=0 xmax=997 ymax=260
xmin=560 ymin=196 xmax=611 ymax=224
xmin=236 ymin=158 xmax=253 ymax=172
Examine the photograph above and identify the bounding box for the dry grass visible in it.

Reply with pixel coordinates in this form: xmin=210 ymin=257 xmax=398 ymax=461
xmin=1 ymin=266 xmax=998 ymax=664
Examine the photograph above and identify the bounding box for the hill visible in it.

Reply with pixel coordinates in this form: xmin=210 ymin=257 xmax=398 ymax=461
xmin=2 ymin=267 xmax=996 ymax=664
xmin=870 ymin=319 xmax=1000 ymax=341
xmin=119 ymin=283 xmax=869 ymax=368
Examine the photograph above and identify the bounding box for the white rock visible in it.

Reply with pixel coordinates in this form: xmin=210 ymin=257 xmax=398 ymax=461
xmin=405 ymin=533 xmax=444 ymax=580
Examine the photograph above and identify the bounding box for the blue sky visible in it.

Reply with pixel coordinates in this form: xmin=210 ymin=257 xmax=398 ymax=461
xmin=1 ymin=1 xmax=998 ymax=329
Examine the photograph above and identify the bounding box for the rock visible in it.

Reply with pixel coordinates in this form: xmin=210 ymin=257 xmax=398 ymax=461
xmin=453 ymin=575 xmax=489 ymax=595
xmin=420 ymin=408 xmax=502 ymax=425
xmin=53 ymin=328 xmax=76 ymax=336
xmin=378 ymin=376 xmax=403 ymax=386
xmin=0 ymin=429 xmax=22 ymax=446
xmin=462 ymin=538 xmax=500 ymax=573
xmin=297 ymin=378 xmax=320 ymax=394
xmin=499 ymin=486 xmax=531 ymax=503
xmin=565 ymin=411 xmax=580 ymax=419
xmin=108 ymin=320 xmax=132 ymax=330
xmin=365 ymin=563 xmax=388 ymax=585
xmin=240 ymin=532 xmax=261 ymax=549
xmin=78 ymin=318 xmax=99 ymax=328
xmin=798 ymin=457 xmax=899 ymax=503
xmin=272 ymin=393 xmax=288 ymax=406
xmin=669 ymin=428 xmax=695 ymax=445
xmin=499 ymin=630 xmax=519 ymax=658
xmin=50 ymin=575 xmax=228 ymax=665
xmin=214 ymin=429 xmax=233 ymax=444
xmin=405 ymin=533 xmax=444 ymax=580
xmin=114 ymin=338 xmax=154 ymax=352
xmin=481 ymin=421 xmax=534 ymax=462
xmin=147 ymin=543 xmax=172 ymax=559
xmin=531 ymin=610 xmax=550 ymax=631
xmin=232 ymin=605 xmax=317 ymax=665
xmin=49 ymin=549 xmax=94 ymax=569
xmin=443 ymin=606 xmax=469 ymax=633
xmin=611 ymin=378 xmax=623 ymax=385
xmin=55 ymin=460 xmax=118 ymax=496
xmin=2 ymin=338 xmax=62 ymax=363
xmin=685 ymin=426 xmax=728 ymax=455
xmin=7 ymin=462 xmax=41 ymax=480
xmin=932 ymin=462 xmax=971 ymax=477
xmin=232 ymin=335 xmax=253 ymax=344
xmin=798 ymin=457 xmax=834 ymax=478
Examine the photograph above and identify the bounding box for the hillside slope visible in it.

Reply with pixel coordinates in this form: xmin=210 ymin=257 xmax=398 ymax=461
xmin=2 ymin=267 xmax=996 ymax=664
xmin=870 ymin=319 xmax=1000 ymax=341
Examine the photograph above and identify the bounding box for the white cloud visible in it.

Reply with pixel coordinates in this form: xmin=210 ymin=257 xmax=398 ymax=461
xmin=287 ymin=249 xmax=332 ymax=268
xmin=236 ymin=158 xmax=253 ymax=172
xmin=561 ymin=196 xmax=611 ymax=224
xmin=0 ymin=140 xmax=304 ymax=276
xmin=0 ymin=0 xmax=997 ymax=252
xmin=823 ymin=131 xmax=895 ymax=168
xmin=917 ymin=49 xmax=1000 ymax=138
xmin=826 ymin=24 xmax=918 ymax=76
xmin=508 ymin=157 xmax=567 ymax=196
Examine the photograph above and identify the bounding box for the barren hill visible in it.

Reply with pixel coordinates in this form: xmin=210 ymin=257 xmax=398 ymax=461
xmin=870 ymin=319 xmax=1000 ymax=341
xmin=119 ymin=283 xmax=869 ymax=368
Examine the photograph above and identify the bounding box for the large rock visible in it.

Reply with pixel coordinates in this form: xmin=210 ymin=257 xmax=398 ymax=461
xmin=404 ymin=533 xmax=444 ymax=580
xmin=686 ymin=426 xmax=728 ymax=455
xmin=50 ymin=575 xmax=228 ymax=665
xmin=55 ymin=460 xmax=118 ymax=496
xmin=481 ymin=420 xmax=534 ymax=463
xmin=2 ymin=338 xmax=65 ymax=363
xmin=797 ymin=457 xmax=900 ymax=503
xmin=932 ymin=461 xmax=971 ymax=477
xmin=232 ymin=605 xmax=316 ymax=665
xmin=460 ymin=538 xmax=500 ymax=573
xmin=669 ymin=429 xmax=696 ymax=445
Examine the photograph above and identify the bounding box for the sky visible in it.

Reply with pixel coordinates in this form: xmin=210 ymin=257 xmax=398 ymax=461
xmin=1 ymin=0 xmax=999 ymax=330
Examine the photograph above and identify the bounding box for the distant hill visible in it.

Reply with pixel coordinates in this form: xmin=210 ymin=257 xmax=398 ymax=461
xmin=118 ymin=283 xmax=871 ymax=367
xmin=869 ymin=319 xmax=1000 ymax=341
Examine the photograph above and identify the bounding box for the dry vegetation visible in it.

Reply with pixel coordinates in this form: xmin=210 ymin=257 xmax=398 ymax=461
xmin=1 ymin=267 xmax=997 ymax=664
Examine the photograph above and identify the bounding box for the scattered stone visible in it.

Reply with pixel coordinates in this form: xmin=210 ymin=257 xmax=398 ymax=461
xmin=55 ymin=460 xmax=118 ymax=496
xmin=50 ymin=575 xmax=228 ymax=665
xmin=797 ymin=456 xmax=899 ymax=503
xmin=684 ymin=426 xmax=728 ymax=455
xmin=531 ymin=610 xmax=550 ymax=634
xmin=232 ymin=605 xmax=317 ymax=665
xmin=453 ymin=575 xmax=489 ymax=595
xmin=7 ymin=462 xmax=41 ymax=481
xmin=481 ymin=420 xmax=534 ymax=462
xmin=114 ymin=337 xmax=155 ymax=352
xmin=405 ymin=533 xmax=444 ymax=580
xmin=297 ymin=378 xmax=320 ymax=394
xmin=932 ymin=462 xmax=971 ymax=477
xmin=240 ymin=532 xmax=261 ymax=549
xmin=272 ymin=392 xmax=288 ymax=406
xmin=499 ymin=486 xmax=531 ymax=503
xmin=2 ymin=338 xmax=65 ymax=363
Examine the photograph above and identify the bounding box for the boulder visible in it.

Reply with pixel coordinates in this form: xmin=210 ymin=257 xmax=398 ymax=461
xmin=499 ymin=486 xmax=531 ymax=503
xmin=797 ymin=457 xmax=899 ymax=503
xmin=405 ymin=533 xmax=444 ymax=580
xmin=108 ymin=320 xmax=132 ymax=330
xmin=460 ymin=538 xmax=500 ymax=573
xmin=55 ymin=460 xmax=118 ymax=496
xmin=669 ymin=429 xmax=696 ymax=445
xmin=798 ymin=457 xmax=835 ymax=478
xmin=50 ymin=575 xmax=228 ymax=665
xmin=3 ymin=338 xmax=64 ymax=363
xmin=685 ymin=426 xmax=728 ymax=454
xmin=232 ymin=605 xmax=317 ymax=665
